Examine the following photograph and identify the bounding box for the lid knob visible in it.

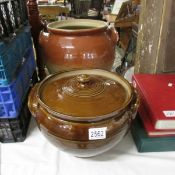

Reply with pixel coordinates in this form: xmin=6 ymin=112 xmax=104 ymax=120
xmin=76 ymin=74 xmax=90 ymax=84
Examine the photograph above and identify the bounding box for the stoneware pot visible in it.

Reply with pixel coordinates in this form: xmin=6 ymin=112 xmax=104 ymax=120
xmin=39 ymin=19 xmax=118 ymax=73
xmin=28 ymin=69 xmax=139 ymax=157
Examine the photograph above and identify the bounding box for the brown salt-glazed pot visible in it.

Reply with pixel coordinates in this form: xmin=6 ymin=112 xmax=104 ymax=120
xmin=28 ymin=69 xmax=139 ymax=157
xmin=39 ymin=19 xmax=119 ymax=73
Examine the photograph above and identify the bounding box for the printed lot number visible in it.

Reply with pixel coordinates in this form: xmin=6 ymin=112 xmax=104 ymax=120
xmin=89 ymin=127 xmax=107 ymax=140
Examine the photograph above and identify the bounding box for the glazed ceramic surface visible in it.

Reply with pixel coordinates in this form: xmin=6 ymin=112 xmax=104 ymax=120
xmin=39 ymin=19 xmax=118 ymax=73
xmin=28 ymin=69 xmax=139 ymax=157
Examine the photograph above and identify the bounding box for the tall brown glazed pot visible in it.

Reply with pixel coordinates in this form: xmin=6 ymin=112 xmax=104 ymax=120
xmin=39 ymin=19 xmax=118 ymax=73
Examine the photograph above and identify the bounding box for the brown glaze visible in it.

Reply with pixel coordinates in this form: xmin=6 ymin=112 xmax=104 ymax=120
xmin=28 ymin=69 xmax=139 ymax=157
xmin=39 ymin=19 xmax=119 ymax=73
xmin=35 ymin=106 xmax=130 ymax=141
xmin=40 ymin=75 xmax=129 ymax=117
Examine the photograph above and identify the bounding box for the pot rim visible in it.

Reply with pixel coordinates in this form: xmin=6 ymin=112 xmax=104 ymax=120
xmin=36 ymin=69 xmax=134 ymax=122
xmin=47 ymin=19 xmax=108 ymax=34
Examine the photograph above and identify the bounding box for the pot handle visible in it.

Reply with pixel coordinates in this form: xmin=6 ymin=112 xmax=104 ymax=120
xmin=28 ymin=83 xmax=40 ymax=117
xmin=107 ymin=25 xmax=119 ymax=45
xmin=41 ymin=19 xmax=48 ymax=32
xmin=127 ymin=89 xmax=140 ymax=123
xmin=39 ymin=29 xmax=50 ymax=48
xmin=131 ymin=89 xmax=140 ymax=119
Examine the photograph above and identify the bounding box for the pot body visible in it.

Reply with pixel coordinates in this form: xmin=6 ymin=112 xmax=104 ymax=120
xmin=37 ymin=109 xmax=131 ymax=157
xmin=28 ymin=80 xmax=139 ymax=157
xmin=39 ymin=19 xmax=118 ymax=73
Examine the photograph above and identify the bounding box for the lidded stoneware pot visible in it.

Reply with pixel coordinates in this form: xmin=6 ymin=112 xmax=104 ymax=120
xmin=39 ymin=19 xmax=118 ymax=73
xmin=28 ymin=69 xmax=139 ymax=157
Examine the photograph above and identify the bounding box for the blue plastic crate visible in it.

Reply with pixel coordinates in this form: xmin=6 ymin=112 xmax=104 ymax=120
xmin=0 ymin=72 xmax=38 ymax=143
xmin=0 ymin=25 xmax=33 ymax=86
xmin=0 ymin=98 xmax=31 ymax=143
xmin=0 ymin=47 xmax=36 ymax=118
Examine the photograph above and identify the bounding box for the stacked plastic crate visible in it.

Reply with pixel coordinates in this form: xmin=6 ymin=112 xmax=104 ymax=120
xmin=0 ymin=0 xmax=37 ymax=143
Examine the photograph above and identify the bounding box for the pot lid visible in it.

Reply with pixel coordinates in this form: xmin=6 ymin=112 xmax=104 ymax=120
xmin=38 ymin=70 xmax=132 ymax=120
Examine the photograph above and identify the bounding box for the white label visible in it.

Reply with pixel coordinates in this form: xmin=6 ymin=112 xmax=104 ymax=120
xmin=163 ymin=111 xmax=175 ymax=117
xmin=88 ymin=127 xmax=107 ymax=140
